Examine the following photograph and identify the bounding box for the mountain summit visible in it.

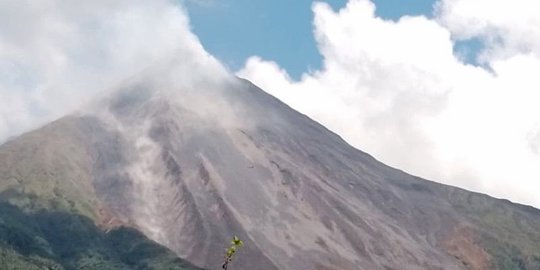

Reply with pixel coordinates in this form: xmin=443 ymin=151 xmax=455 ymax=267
xmin=1 ymin=72 xmax=540 ymax=270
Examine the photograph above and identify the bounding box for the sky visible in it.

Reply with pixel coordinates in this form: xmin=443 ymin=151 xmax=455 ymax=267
xmin=183 ymin=0 xmax=438 ymax=79
xmin=1 ymin=0 xmax=540 ymax=209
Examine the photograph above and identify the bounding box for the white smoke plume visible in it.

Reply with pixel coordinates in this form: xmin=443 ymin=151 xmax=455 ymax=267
xmin=0 ymin=0 xmax=226 ymax=142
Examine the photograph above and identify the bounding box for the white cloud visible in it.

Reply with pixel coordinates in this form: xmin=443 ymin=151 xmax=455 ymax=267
xmin=0 ymin=0 xmax=225 ymax=142
xmin=436 ymin=0 xmax=540 ymax=62
xmin=238 ymin=0 xmax=540 ymax=208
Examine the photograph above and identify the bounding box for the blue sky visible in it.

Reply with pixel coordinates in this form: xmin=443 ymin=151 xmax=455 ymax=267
xmin=184 ymin=0 xmax=437 ymax=79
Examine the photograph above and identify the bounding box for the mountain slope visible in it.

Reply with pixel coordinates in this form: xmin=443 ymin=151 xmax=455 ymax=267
xmin=0 ymin=115 xmax=204 ymax=269
xmin=1 ymin=75 xmax=540 ymax=270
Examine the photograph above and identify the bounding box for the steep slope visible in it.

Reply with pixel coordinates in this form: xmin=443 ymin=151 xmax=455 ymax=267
xmin=1 ymin=75 xmax=540 ymax=270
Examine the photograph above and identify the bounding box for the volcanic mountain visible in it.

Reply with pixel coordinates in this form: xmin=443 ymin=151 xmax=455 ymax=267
xmin=1 ymin=70 xmax=540 ymax=270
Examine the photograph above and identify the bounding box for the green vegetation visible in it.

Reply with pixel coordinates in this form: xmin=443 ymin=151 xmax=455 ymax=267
xmin=222 ymin=236 xmax=243 ymax=270
xmin=480 ymin=234 xmax=540 ymax=270
xmin=448 ymin=189 xmax=540 ymax=269
xmin=0 ymin=202 xmax=203 ymax=270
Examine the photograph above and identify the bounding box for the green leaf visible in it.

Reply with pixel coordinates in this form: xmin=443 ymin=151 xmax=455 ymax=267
xmin=232 ymin=236 xmax=243 ymax=247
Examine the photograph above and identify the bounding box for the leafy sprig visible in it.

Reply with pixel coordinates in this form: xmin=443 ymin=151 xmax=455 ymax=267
xmin=222 ymin=236 xmax=244 ymax=269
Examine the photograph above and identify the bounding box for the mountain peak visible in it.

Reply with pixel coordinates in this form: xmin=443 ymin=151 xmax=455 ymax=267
xmin=1 ymin=77 xmax=540 ymax=269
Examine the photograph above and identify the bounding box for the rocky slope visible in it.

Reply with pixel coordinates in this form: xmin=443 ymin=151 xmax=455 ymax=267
xmin=1 ymin=74 xmax=540 ymax=270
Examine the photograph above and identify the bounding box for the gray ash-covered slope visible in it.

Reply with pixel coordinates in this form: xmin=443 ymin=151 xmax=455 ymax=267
xmin=1 ymin=74 xmax=540 ymax=270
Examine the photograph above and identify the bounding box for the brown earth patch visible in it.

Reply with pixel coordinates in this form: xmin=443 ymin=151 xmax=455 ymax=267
xmin=442 ymin=225 xmax=491 ymax=270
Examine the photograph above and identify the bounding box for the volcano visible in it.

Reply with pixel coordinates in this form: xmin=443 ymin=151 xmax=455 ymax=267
xmin=1 ymin=70 xmax=540 ymax=270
